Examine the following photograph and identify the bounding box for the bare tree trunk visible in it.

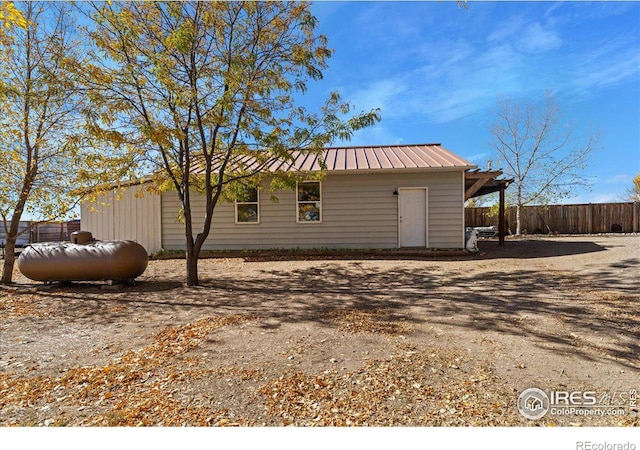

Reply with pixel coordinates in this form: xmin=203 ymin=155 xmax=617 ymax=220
xmin=182 ymin=185 xmax=200 ymax=286
xmin=185 ymin=244 xmax=199 ymax=286
xmin=1 ymin=214 xmax=24 ymax=284
xmin=2 ymin=171 xmax=37 ymax=284
xmin=184 ymin=224 xmax=201 ymax=286
xmin=515 ymin=184 xmax=523 ymax=236
xmin=1 ymin=172 xmax=33 ymax=284
xmin=1 ymin=239 xmax=17 ymax=284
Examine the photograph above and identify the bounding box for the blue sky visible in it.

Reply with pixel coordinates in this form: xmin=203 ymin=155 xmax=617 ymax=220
xmin=304 ymin=1 xmax=640 ymax=204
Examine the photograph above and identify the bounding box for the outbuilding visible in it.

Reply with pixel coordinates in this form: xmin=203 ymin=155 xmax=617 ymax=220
xmin=81 ymin=143 xmax=507 ymax=254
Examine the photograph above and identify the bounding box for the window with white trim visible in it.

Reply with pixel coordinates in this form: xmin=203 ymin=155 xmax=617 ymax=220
xmin=296 ymin=181 xmax=321 ymax=223
xmin=235 ymin=187 xmax=259 ymax=224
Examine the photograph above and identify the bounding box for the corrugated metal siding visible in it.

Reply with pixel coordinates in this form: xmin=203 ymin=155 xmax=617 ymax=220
xmin=80 ymin=185 xmax=162 ymax=254
xmin=161 ymin=171 xmax=464 ymax=250
xmin=81 ymin=191 xmax=115 ymax=241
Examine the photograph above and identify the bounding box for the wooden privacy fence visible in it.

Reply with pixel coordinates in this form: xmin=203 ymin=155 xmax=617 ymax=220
xmin=0 ymin=220 xmax=81 ymax=246
xmin=466 ymin=202 xmax=640 ymax=234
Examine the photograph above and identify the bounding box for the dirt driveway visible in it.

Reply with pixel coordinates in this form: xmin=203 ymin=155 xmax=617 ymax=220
xmin=1 ymin=235 xmax=638 ymax=426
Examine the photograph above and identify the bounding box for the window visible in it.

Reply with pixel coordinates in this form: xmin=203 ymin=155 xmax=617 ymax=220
xmin=297 ymin=181 xmax=321 ymax=223
xmin=235 ymin=187 xmax=259 ymax=224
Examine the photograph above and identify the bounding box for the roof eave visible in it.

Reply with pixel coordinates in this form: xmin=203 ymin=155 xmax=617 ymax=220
xmin=282 ymin=165 xmax=477 ymax=176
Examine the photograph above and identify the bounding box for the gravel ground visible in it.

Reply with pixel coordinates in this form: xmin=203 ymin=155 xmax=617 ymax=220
xmin=0 ymin=235 xmax=638 ymax=426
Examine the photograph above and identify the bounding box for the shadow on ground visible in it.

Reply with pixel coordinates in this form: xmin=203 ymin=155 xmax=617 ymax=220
xmin=148 ymin=239 xmax=610 ymax=263
xmin=13 ymin=238 xmax=639 ymax=370
xmin=473 ymin=239 xmax=609 ymax=259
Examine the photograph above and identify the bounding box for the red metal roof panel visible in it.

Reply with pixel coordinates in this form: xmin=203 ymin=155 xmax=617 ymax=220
xmin=192 ymin=144 xmax=475 ymax=175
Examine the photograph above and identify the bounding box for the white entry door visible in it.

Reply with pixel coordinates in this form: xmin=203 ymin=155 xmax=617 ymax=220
xmin=398 ymin=188 xmax=428 ymax=247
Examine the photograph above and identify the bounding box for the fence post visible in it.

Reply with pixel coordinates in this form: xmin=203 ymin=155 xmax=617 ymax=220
xmin=499 ymin=186 xmax=505 ymax=245
xmin=634 ymin=202 xmax=639 ymax=233
xmin=587 ymin=203 xmax=593 ymax=234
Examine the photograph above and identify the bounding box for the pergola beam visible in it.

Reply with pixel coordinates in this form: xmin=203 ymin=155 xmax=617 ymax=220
xmin=465 ymin=170 xmax=504 ymax=179
xmin=465 ymin=177 xmax=491 ymax=200
xmin=464 ymin=168 xmax=512 ymax=246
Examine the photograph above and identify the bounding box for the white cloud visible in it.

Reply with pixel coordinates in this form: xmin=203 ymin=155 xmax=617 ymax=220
xmin=347 ymin=79 xmax=408 ymax=120
xmin=328 ymin=3 xmax=639 ymax=127
xmin=341 ymin=38 xmax=530 ymax=125
xmin=546 ymin=2 xmax=635 ymax=25
xmin=564 ymin=192 xmax=621 ymax=204
xmin=351 ymin=2 xmax=428 ymax=50
xmin=568 ymin=43 xmax=640 ymax=96
xmin=592 ymin=193 xmax=625 ymax=203
xmin=604 ymin=174 xmax=633 ymax=184
xmin=401 ymin=41 xmax=528 ymax=123
xmin=487 ymin=15 xmax=526 ymax=43
xmin=465 ymin=152 xmax=489 ymax=163
xmin=341 ymin=124 xmax=405 ymax=147
xmin=515 ymin=22 xmax=562 ymax=54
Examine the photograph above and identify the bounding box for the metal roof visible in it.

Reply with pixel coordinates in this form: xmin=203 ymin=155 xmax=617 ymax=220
xmin=193 ymin=144 xmax=476 ymax=175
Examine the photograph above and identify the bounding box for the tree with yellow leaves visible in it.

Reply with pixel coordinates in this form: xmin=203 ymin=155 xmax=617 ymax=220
xmin=81 ymin=2 xmax=380 ymax=285
xmin=628 ymin=172 xmax=640 ymax=202
xmin=1 ymin=2 xmax=133 ymax=284
xmin=0 ymin=2 xmax=27 ymax=42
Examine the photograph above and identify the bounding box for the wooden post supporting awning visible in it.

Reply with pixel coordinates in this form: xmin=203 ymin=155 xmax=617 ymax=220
xmin=499 ymin=183 xmax=506 ymax=246
xmin=465 ymin=169 xmax=513 ymax=246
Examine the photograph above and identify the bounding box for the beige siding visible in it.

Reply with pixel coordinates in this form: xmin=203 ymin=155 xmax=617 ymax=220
xmin=161 ymin=171 xmax=465 ymax=250
xmin=80 ymin=185 xmax=162 ymax=254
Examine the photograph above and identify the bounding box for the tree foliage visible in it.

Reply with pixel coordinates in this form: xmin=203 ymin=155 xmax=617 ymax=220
xmin=0 ymin=2 xmax=133 ymax=284
xmin=489 ymin=93 xmax=599 ymax=235
xmin=0 ymin=2 xmax=27 ymax=43
xmin=628 ymin=172 xmax=640 ymax=202
xmin=81 ymin=1 xmax=381 ymax=285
